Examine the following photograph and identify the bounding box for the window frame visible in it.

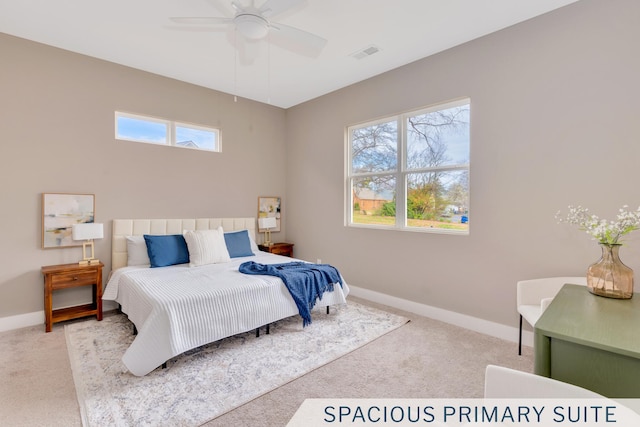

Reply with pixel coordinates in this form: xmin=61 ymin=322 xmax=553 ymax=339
xmin=115 ymin=111 xmax=221 ymax=152
xmin=346 ymin=98 xmax=470 ymax=235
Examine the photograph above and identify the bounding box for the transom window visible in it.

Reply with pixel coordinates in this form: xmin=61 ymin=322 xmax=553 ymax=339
xmin=347 ymin=98 xmax=470 ymax=234
xmin=115 ymin=112 xmax=220 ymax=152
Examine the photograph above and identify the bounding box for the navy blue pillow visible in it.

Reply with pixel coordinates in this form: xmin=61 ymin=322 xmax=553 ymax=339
xmin=224 ymin=230 xmax=255 ymax=258
xmin=144 ymin=234 xmax=190 ymax=268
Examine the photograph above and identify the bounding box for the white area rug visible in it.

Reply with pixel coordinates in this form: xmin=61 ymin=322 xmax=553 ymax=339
xmin=65 ymin=302 xmax=409 ymax=426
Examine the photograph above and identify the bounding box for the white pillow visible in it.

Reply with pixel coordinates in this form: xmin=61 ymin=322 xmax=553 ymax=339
xmin=126 ymin=235 xmax=151 ymax=267
xmin=248 ymin=232 xmax=259 ymax=253
xmin=183 ymin=227 xmax=231 ymax=267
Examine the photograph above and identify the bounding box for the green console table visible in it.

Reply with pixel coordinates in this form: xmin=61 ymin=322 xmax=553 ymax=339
xmin=534 ymin=283 xmax=640 ymax=397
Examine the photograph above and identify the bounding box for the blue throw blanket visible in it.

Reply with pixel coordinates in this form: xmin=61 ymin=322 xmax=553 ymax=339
xmin=239 ymin=261 xmax=343 ymax=327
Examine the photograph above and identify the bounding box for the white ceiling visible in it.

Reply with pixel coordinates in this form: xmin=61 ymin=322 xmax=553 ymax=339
xmin=0 ymin=0 xmax=579 ymax=108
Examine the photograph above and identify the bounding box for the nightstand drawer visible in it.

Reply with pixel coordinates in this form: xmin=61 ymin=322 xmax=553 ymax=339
xmin=50 ymin=271 xmax=97 ymax=288
xmin=258 ymin=242 xmax=294 ymax=257
xmin=270 ymin=246 xmax=291 ymax=255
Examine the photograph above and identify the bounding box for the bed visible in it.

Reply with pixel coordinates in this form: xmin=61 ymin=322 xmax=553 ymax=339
xmin=103 ymin=218 xmax=349 ymax=376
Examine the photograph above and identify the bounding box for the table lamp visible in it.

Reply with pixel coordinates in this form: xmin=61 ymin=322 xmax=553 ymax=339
xmin=258 ymin=217 xmax=277 ymax=246
xmin=72 ymin=223 xmax=103 ymax=265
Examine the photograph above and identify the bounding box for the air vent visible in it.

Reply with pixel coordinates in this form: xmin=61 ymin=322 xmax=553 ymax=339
xmin=350 ymin=45 xmax=381 ymax=60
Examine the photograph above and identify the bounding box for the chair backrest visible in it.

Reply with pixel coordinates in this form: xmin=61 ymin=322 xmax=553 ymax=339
xmin=484 ymin=365 xmax=603 ymax=398
xmin=516 ymin=276 xmax=586 ymax=307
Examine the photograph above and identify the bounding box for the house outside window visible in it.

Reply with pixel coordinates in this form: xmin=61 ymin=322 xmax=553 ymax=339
xmin=347 ymin=98 xmax=470 ymax=234
xmin=115 ymin=112 xmax=220 ymax=152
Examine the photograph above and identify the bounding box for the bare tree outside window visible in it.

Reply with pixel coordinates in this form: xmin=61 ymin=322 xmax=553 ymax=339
xmin=347 ymin=99 xmax=470 ymax=233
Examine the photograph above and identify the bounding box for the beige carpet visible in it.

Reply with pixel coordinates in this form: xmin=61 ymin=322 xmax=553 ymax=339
xmin=0 ymin=297 xmax=534 ymax=426
xmin=65 ymin=301 xmax=409 ymax=426
xmin=0 ymin=320 xmax=80 ymax=427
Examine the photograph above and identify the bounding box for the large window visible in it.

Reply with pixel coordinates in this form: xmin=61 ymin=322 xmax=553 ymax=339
xmin=347 ymin=98 xmax=470 ymax=234
xmin=115 ymin=112 xmax=220 ymax=152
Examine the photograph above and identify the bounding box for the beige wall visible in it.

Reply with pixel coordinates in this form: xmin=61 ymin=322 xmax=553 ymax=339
xmin=285 ymin=0 xmax=640 ymax=326
xmin=3 ymin=0 xmax=640 ymax=330
xmin=0 ymin=33 xmax=286 ymax=318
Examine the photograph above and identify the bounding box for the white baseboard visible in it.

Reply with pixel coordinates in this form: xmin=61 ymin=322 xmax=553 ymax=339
xmin=0 ymin=311 xmax=44 ymax=333
xmin=0 ymin=301 xmax=119 ymax=333
xmin=348 ymin=284 xmax=533 ymax=348
xmin=103 ymin=300 xmax=118 ymax=311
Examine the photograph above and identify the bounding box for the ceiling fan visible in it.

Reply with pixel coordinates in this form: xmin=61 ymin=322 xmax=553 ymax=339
xmin=170 ymin=0 xmax=327 ymax=54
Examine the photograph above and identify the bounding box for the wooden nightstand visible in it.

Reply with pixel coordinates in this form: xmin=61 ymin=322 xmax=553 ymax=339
xmin=258 ymin=242 xmax=294 ymax=258
xmin=41 ymin=262 xmax=103 ymax=332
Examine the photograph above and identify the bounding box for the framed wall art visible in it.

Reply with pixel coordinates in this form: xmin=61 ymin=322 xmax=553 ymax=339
xmin=42 ymin=193 xmax=95 ymax=248
xmin=257 ymin=196 xmax=281 ymax=232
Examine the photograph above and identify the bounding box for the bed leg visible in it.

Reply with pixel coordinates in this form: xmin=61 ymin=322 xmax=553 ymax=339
xmin=266 ymin=323 xmax=270 ymax=335
xmin=162 ymin=362 xmax=167 ymax=369
xmin=327 ymin=306 xmax=330 ymax=315
xmin=256 ymin=327 xmax=260 ymax=338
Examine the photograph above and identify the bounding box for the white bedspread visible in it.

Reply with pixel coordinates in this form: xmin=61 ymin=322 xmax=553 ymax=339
xmin=103 ymin=252 xmax=349 ymax=376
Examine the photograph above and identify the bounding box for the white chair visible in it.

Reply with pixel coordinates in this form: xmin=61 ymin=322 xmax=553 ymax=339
xmin=484 ymin=364 xmax=603 ymax=398
xmin=516 ymin=276 xmax=586 ymax=355
xmin=485 ymin=365 xmax=640 ymax=423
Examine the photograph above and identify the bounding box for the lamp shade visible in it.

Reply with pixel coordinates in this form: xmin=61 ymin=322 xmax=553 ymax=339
xmin=258 ymin=217 xmax=277 ymax=229
xmin=72 ymin=223 xmax=104 ymax=240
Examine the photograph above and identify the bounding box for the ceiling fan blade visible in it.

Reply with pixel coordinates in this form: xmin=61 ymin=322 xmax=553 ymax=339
xmin=204 ymin=0 xmax=235 ymax=17
xmin=231 ymin=0 xmax=246 ymax=12
xmin=269 ymin=22 xmax=327 ymax=52
xmin=170 ymin=17 xmax=232 ymax=25
xmin=259 ymin=0 xmax=306 ymax=18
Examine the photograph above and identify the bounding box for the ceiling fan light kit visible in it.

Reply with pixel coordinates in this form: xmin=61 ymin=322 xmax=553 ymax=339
xmin=234 ymin=13 xmax=269 ymax=39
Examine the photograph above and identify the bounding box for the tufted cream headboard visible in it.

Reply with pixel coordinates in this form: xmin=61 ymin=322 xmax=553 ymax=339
xmin=112 ymin=218 xmax=256 ymax=271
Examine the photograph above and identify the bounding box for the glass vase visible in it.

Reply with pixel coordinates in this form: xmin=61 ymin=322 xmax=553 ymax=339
xmin=587 ymin=243 xmax=634 ymax=299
